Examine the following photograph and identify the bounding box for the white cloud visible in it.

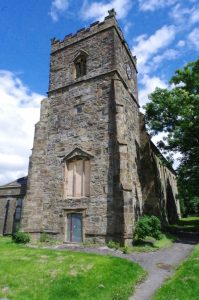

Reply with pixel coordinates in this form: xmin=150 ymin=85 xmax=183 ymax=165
xmin=139 ymin=0 xmax=176 ymax=12
xmin=0 ymin=70 xmax=44 ymax=185
xmin=170 ymin=4 xmax=190 ymax=25
xmin=170 ymin=3 xmax=199 ymax=26
xmin=123 ymin=21 xmax=133 ymax=35
xmin=177 ymin=40 xmax=186 ymax=48
xmin=49 ymin=0 xmax=70 ymax=22
xmin=139 ymin=74 xmax=167 ymax=107
xmin=133 ymin=25 xmax=176 ymax=74
xmin=190 ymin=8 xmax=199 ymax=24
xmin=152 ymin=49 xmax=178 ymax=65
xmin=81 ymin=0 xmax=132 ymax=21
xmin=188 ymin=28 xmax=199 ymax=50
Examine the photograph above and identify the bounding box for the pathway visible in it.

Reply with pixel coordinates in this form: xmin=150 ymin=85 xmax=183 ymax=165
xmin=128 ymin=238 xmax=196 ymax=300
xmin=54 ymin=235 xmax=198 ymax=300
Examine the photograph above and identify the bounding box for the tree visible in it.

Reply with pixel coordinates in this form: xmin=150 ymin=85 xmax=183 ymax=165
xmin=144 ymin=58 xmax=199 ymax=216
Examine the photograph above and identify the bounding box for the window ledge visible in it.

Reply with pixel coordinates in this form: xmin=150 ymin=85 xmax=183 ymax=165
xmin=64 ymin=196 xmax=90 ymax=200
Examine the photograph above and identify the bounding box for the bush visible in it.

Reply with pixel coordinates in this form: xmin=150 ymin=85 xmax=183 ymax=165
xmin=190 ymin=196 xmax=199 ymax=215
xmin=40 ymin=232 xmax=49 ymax=243
xmin=107 ymin=240 xmax=120 ymax=250
xmin=12 ymin=231 xmax=30 ymax=244
xmin=134 ymin=215 xmax=162 ymax=240
xmin=122 ymin=246 xmax=130 ymax=254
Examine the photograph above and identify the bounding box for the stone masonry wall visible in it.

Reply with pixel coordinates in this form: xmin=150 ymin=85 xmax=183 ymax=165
xmin=139 ymin=114 xmax=181 ymax=223
xmin=21 ymin=12 xmax=143 ymax=245
xmin=0 ymin=184 xmax=24 ymax=235
xmin=112 ymin=76 xmax=143 ymax=244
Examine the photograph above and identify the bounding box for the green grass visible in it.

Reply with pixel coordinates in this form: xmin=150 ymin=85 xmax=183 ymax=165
xmin=0 ymin=237 xmax=146 ymax=300
xmin=170 ymin=216 xmax=199 ymax=232
xmin=153 ymin=234 xmax=174 ymax=248
xmin=152 ymin=244 xmax=199 ymax=300
xmin=130 ymin=234 xmax=174 ymax=253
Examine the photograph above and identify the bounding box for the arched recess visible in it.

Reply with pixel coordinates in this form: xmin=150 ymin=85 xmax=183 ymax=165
xmin=63 ymin=148 xmax=93 ymax=198
xmin=73 ymin=50 xmax=88 ymax=79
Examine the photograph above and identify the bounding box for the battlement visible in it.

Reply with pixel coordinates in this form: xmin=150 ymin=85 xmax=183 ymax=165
xmin=50 ymin=9 xmax=136 ymax=67
xmin=51 ymin=11 xmax=129 ymax=57
xmin=51 ymin=9 xmax=117 ymax=51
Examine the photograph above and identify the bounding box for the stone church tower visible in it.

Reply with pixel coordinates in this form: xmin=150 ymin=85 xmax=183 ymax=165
xmin=21 ymin=10 xmax=143 ymax=245
xmin=20 ymin=9 xmax=180 ymax=245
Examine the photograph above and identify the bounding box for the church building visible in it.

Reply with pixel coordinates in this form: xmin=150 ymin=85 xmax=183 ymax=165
xmin=0 ymin=10 xmax=181 ymax=245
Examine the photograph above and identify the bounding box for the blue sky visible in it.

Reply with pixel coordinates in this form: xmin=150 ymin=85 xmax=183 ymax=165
xmin=0 ymin=0 xmax=198 ymax=184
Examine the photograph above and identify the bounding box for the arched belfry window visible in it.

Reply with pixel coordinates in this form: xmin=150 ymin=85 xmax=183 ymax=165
xmin=74 ymin=51 xmax=88 ymax=78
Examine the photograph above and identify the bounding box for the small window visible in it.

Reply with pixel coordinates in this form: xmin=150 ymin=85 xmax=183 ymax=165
xmin=75 ymin=55 xmax=87 ymax=78
xmin=75 ymin=104 xmax=83 ymax=114
xmin=65 ymin=159 xmax=90 ymax=197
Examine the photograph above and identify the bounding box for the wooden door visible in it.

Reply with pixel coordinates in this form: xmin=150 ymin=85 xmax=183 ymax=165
xmin=67 ymin=213 xmax=82 ymax=242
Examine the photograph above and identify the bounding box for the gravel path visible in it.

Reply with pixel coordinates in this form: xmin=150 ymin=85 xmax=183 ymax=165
xmin=54 ymin=235 xmax=198 ymax=300
xmin=128 ymin=240 xmax=196 ymax=300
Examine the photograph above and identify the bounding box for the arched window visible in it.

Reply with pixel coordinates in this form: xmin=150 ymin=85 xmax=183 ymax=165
xmin=74 ymin=52 xmax=87 ymax=78
xmin=15 ymin=198 xmax=22 ymax=221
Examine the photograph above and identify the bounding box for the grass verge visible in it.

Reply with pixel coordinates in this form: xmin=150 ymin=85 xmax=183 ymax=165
xmin=0 ymin=237 xmax=146 ymax=300
xmin=152 ymin=244 xmax=199 ymax=300
xmin=129 ymin=234 xmax=175 ymax=253
xmin=169 ymin=216 xmax=199 ymax=232
xmin=107 ymin=234 xmax=174 ymax=253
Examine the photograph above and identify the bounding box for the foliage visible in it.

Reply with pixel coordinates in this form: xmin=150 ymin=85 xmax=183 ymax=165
xmin=0 ymin=237 xmax=146 ymax=300
xmin=39 ymin=232 xmax=50 ymax=243
xmin=189 ymin=196 xmax=199 ymax=215
xmin=130 ymin=233 xmax=174 ymax=252
xmin=152 ymin=244 xmax=199 ymax=300
xmin=134 ymin=215 xmax=162 ymax=240
xmin=153 ymin=234 xmax=174 ymax=249
xmin=169 ymin=216 xmax=199 ymax=232
xmin=144 ymin=58 xmax=199 ymax=216
xmin=107 ymin=240 xmax=120 ymax=250
xmin=122 ymin=246 xmax=130 ymax=254
xmin=12 ymin=231 xmax=30 ymax=244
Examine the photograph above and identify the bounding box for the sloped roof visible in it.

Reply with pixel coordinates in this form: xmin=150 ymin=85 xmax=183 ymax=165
xmin=0 ymin=176 xmax=27 ymax=197
xmin=0 ymin=176 xmax=27 ymax=189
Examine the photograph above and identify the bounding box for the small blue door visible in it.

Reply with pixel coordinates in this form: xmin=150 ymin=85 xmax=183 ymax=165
xmin=67 ymin=213 xmax=82 ymax=242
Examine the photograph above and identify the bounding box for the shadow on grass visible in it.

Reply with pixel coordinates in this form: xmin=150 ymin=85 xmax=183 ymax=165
xmin=165 ymin=217 xmax=199 ymax=235
xmin=177 ymin=217 xmax=199 ymax=228
xmin=133 ymin=239 xmax=155 ymax=247
xmin=163 ymin=217 xmax=199 ymax=245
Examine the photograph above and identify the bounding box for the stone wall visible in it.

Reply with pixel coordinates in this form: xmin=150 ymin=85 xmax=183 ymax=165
xmin=139 ymin=114 xmax=181 ymax=223
xmin=19 ymin=10 xmax=180 ymax=245
xmin=21 ymin=11 xmax=143 ymax=245
xmin=0 ymin=177 xmax=27 ymax=235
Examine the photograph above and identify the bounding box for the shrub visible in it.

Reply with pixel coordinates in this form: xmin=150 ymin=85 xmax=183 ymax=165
xmin=12 ymin=231 xmax=30 ymax=244
xmin=107 ymin=240 xmax=120 ymax=250
xmin=40 ymin=232 xmax=49 ymax=243
xmin=122 ymin=246 xmax=130 ymax=254
xmin=134 ymin=215 xmax=162 ymax=240
xmin=149 ymin=215 xmax=162 ymax=239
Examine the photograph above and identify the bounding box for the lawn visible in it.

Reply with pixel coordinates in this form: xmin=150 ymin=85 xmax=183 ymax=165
xmin=169 ymin=216 xmax=199 ymax=232
xmin=152 ymin=244 xmax=199 ymax=300
xmin=129 ymin=234 xmax=175 ymax=253
xmin=0 ymin=237 xmax=146 ymax=300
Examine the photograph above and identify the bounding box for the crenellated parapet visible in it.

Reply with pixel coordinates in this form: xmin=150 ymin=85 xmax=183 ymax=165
xmin=50 ymin=9 xmax=136 ymax=66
